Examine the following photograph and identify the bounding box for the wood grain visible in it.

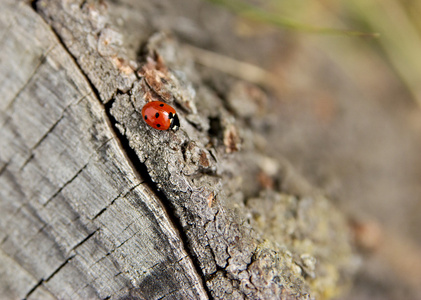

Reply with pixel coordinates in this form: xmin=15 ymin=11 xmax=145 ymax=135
xmin=0 ymin=2 xmax=207 ymax=299
xmin=0 ymin=0 xmax=355 ymax=299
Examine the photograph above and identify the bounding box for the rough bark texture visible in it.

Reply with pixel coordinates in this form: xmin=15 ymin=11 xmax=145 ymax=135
xmin=0 ymin=0 xmax=355 ymax=299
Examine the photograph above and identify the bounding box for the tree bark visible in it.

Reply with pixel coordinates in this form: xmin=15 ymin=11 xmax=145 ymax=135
xmin=0 ymin=1 xmax=355 ymax=299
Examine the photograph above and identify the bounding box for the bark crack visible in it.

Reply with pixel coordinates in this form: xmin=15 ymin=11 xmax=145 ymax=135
xmin=31 ymin=4 xmax=212 ymax=298
xmin=22 ymin=223 xmax=48 ymax=248
xmin=91 ymin=182 xmax=142 ymax=221
xmin=20 ymin=92 xmax=92 ymax=170
xmin=43 ymin=162 xmax=89 ymax=207
xmin=42 ymin=136 xmax=113 ymax=207
xmin=45 ymin=255 xmax=76 ymax=282
xmin=0 ymin=161 xmax=9 ymax=177
xmin=5 ymin=44 xmax=56 ymax=112
xmin=24 ymin=255 xmax=75 ymax=299
xmin=23 ymin=279 xmax=44 ymax=300
xmin=103 ymin=84 xmax=213 ymax=300
xmin=70 ymin=229 xmax=98 ymax=253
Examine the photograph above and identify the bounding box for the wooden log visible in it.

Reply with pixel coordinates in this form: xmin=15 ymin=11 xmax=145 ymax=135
xmin=0 ymin=2 xmax=207 ymax=299
xmin=0 ymin=1 xmax=355 ymax=299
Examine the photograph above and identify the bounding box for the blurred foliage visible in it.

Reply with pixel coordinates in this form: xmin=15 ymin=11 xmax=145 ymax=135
xmin=206 ymin=0 xmax=421 ymax=107
xmin=207 ymin=0 xmax=378 ymax=36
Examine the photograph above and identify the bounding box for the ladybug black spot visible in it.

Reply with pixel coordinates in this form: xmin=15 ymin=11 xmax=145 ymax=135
xmin=144 ymin=115 xmax=147 ymax=120
xmin=155 ymin=112 xmax=160 ymax=118
xmin=157 ymin=124 xmax=161 ymax=128
xmin=159 ymin=103 xmax=164 ymax=107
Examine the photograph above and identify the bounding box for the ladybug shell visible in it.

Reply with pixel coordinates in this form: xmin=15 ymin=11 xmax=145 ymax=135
xmin=141 ymin=101 xmax=179 ymax=131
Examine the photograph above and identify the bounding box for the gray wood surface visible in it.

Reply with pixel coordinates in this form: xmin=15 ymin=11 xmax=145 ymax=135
xmin=0 ymin=0 xmax=355 ymax=299
xmin=0 ymin=2 xmax=207 ymax=299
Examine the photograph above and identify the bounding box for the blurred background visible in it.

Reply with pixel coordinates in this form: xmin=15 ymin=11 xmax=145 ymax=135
xmin=110 ymin=0 xmax=421 ymax=298
xmin=197 ymin=1 xmax=421 ymax=299
xmin=207 ymin=1 xmax=421 ymax=299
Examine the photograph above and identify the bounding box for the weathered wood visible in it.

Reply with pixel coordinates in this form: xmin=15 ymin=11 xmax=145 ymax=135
xmin=0 ymin=0 xmax=356 ymax=299
xmin=0 ymin=2 xmax=207 ymax=299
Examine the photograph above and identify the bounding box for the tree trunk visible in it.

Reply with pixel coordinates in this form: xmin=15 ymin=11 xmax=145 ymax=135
xmin=0 ymin=1 xmax=355 ymax=299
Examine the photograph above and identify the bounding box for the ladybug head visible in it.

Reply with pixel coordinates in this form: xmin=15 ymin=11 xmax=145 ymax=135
xmin=169 ymin=113 xmax=180 ymax=132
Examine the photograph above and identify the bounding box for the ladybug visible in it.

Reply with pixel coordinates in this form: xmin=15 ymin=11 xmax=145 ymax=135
xmin=141 ymin=101 xmax=180 ymax=131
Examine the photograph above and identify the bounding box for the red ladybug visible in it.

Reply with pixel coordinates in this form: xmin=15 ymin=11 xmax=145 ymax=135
xmin=141 ymin=101 xmax=180 ymax=131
